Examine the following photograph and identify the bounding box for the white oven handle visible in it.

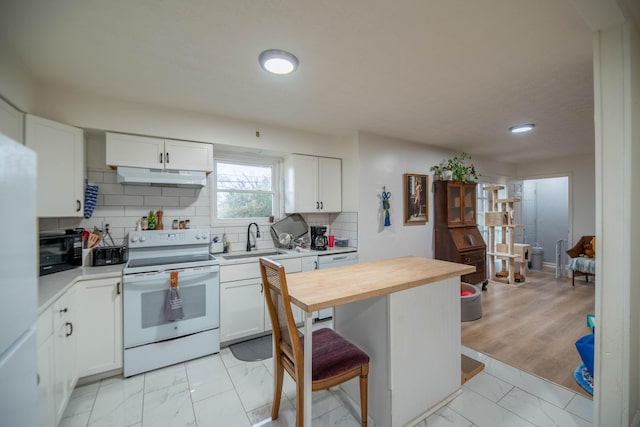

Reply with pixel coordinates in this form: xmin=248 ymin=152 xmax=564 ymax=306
xmin=123 ymin=265 xmax=219 ymax=284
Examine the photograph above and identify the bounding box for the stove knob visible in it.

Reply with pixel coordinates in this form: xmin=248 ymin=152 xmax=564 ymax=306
xmin=140 ymin=235 xmax=146 ymax=242
xmin=130 ymin=235 xmax=139 ymax=243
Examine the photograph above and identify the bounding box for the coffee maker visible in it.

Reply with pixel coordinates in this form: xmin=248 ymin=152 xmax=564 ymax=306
xmin=310 ymin=226 xmax=328 ymax=250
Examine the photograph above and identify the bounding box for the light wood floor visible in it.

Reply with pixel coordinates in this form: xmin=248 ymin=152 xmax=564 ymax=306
xmin=461 ymin=270 xmax=595 ymax=398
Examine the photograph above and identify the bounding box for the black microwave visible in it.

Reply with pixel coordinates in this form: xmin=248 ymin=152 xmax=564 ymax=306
xmin=39 ymin=230 xmax=83 ymax=276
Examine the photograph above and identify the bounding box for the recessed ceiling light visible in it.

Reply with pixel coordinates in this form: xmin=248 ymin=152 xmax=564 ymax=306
xmin=259 ymin=49 xmax=298 ymax=75
xmin=509 ymin=124 xmax=535 ymax=134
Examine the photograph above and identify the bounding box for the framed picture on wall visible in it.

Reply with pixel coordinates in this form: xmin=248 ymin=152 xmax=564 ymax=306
xmin=403 ymin=173 xmax=428 ymax=225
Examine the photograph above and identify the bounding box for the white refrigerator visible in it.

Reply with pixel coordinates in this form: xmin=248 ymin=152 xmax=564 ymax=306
xmin=0 ymin=134 xmax=39 ymax=426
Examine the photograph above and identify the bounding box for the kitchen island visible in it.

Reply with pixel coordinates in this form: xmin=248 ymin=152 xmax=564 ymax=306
xmin=286 ymin=256 xmax=474 ymax=427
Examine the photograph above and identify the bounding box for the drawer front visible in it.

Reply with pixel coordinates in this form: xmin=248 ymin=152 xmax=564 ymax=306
xmin=459 ymin=250 xmax=485 ymax=264
xmin=221 ymin=257 xmax=302 ymax=282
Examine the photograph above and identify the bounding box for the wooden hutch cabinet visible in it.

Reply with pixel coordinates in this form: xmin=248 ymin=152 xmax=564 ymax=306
xmin=434 ymin=181 xmax=488 ymax=288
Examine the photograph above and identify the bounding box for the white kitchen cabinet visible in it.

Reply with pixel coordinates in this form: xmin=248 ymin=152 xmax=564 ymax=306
xmin=284 ymin=154 xmax=342 ymax=213
xmin=52 ymin=286 xmax=78 ymax=424
xmin=106 ymin=132 xmax=213 ymax=172
xmin=25 ymin=115 xmax=84 ymax=217
xmin=220 ymin=278 xmax=265 ymax=342
xmin=76 ymin=277 xmax=123 ymax=377
xmin=37 ymin=307 xmax=55 ymax=427
xmin=220 ymin=257 xmax=302 ymax=343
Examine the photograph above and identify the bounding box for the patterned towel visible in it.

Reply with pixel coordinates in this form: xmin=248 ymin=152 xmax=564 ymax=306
xmin=84 ymin=185 xmax=99 ymax=218
xmin=165 ymin=271 xmax=184 ymax=321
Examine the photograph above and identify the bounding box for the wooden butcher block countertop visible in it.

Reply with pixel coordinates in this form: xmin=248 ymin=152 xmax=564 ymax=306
xmin=285 ymin=256 xmax=475 ymax=312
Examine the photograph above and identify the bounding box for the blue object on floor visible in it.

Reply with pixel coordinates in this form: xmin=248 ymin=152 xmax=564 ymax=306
xmin=574 ymin=363 xmax=594 ymax=395
xmin=575 ymin=332 xmax=595 ymax=375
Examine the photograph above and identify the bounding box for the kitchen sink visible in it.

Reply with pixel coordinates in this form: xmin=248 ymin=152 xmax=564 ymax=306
xmin=221 ymin=250 xmax=287 ymax=260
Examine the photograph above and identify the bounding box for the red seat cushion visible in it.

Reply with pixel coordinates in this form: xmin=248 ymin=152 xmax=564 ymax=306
xmin=300 ymin=328 xmax=369 ymax=381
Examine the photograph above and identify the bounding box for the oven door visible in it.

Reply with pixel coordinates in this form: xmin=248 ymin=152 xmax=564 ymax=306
xmin=123 ymin=265 xmax=219 ymax=349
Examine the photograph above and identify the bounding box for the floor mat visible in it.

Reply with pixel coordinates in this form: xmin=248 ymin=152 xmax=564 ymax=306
xmin=229 ymin=334 xmax=273 ymax=362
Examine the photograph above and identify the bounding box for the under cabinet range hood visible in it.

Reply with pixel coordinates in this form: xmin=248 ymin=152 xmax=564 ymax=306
xmin=117 ymin=166 xmax=207 ymax=188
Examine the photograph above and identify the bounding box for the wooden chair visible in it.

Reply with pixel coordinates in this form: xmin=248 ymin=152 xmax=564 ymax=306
xmin=259 ymin=257 xmax=370 ymax=427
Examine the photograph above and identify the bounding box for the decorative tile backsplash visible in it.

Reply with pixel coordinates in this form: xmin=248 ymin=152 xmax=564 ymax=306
xmin=39 ymin=168 xmax=358 ymax=250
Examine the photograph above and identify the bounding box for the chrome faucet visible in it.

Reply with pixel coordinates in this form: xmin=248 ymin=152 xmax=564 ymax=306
xmin=246 ymin=222 xmax=260 ymax=252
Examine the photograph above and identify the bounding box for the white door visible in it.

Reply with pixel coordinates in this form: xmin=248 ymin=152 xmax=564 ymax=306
xmin=318 ymin=157 xmax=342 ymax=212
xmin=105 ymin=133 xmax=164 ymax=169
xmin=25 ymin=115 xmax=84 ymax=217
xmin=285 ymin=154 xmax=318 ymax=213
xmin=164 ymin=140 xmax=213 ymax=172
xmin=123 ymin=266 xmax=219 ymax=348
xmin=220 ymin=278 xmax=264 ymax=342
xmin=76 ymin=277 xmax=123 ymax=377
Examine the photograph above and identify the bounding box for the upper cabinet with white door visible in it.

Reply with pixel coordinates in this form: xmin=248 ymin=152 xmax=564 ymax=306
xmin=25 ymin=115 xmax=84 ymax=217
xmin=105 ymin=132 xmax=213 ymax=172
xmin=284 ymin=154 xmax=342 ymax=213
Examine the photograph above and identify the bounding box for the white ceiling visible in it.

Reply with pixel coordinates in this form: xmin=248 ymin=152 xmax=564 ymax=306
xmin=0 ymin=0 xmax=595 ymax=164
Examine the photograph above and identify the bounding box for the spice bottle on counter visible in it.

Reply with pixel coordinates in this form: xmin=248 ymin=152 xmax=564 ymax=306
xmin=156 ymin=210 xmax=164 ymax=230
xmin=172 ymin=220 xmax=179 ymax=230
xmin=141 ymin=216 xmax=148 ymax=230
xmin=148 ymin=210 xmax=156 ymax=230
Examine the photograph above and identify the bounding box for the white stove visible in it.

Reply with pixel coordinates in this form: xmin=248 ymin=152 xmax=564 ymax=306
xmin=122 ymin=229 xmax=220 ymax=377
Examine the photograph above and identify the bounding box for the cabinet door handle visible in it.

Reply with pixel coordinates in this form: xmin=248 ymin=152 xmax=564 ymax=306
xmin=166 ymin=152 xmax=170 ymax=163
xmin=314 ymin=261 xmax=318 ymax=269
xmin=65 ymin=322 xmax=73 ymax=337
xmin=316 ymin=201 xmax=319 ymax=209
xmin=260 ymin=283 xmax=263 ymax=294
xmin=59 ymin=308 xmax=68 ymax=314
xmin=76 ymin=200 xmax=81 ymax=212
xmin=320 ymin=201 xmax=323 ymax=210
xmin=116 ymin=282 xmax=121 ymax=295
xmin=160 ymin=153 xmax=163 ymax=163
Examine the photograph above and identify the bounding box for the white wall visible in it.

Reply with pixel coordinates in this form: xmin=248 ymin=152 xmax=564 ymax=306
xmin=356 ymin=131 xmax=516 ymax=263
xmin=0 ymin=43 xmax=37 ymax=113
xmin=35 ymin=84 xmax=348 ymax=157
xmin=517 ymin=153 xmax=595 ymax=247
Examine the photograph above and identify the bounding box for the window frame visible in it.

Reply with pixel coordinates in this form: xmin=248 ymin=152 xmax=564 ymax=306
xmin=210 ymin=153 xmax=282 ymax=225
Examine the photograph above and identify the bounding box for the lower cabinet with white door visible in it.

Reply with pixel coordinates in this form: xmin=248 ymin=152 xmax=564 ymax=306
xmin=51 ymin=286 xmax=78 ymax=425
xmin=37 ymin=306 xmax=55 ymax=427
xmin=76 ymin=277 xmax=123 ymax=377
xmin=37 ymin=272 xmax=124 ymax=426
xmin=220 ymin=256 xmax=304 ymax=344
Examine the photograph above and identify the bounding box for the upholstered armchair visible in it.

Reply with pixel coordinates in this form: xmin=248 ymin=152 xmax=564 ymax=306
xmin=566 ymin=236 xmax=596 ymax=286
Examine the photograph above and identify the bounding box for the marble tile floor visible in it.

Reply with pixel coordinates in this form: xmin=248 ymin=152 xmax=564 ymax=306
xmin=60 ymin=335 xmax=593 ymax=427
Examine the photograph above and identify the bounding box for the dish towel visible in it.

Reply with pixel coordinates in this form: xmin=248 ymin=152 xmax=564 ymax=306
xmin=165 ymin=271 xmax=184 ymax=321
xmin=84 ymin=185 xmax=99 ymax=218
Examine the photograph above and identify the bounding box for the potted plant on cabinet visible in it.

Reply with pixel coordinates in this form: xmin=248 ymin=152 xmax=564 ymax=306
xmin=431 ymin=153 xmax=478 ymax=183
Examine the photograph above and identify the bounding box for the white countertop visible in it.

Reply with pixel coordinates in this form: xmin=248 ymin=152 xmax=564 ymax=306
xmin=38 ymin=264 xmax=124 ymax=314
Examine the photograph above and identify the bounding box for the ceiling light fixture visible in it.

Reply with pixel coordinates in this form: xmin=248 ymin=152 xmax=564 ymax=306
xmin=509 ymin=124 xmax=536 ymax=134
xmin=259 ymin=49 xmax=299 ymax=75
